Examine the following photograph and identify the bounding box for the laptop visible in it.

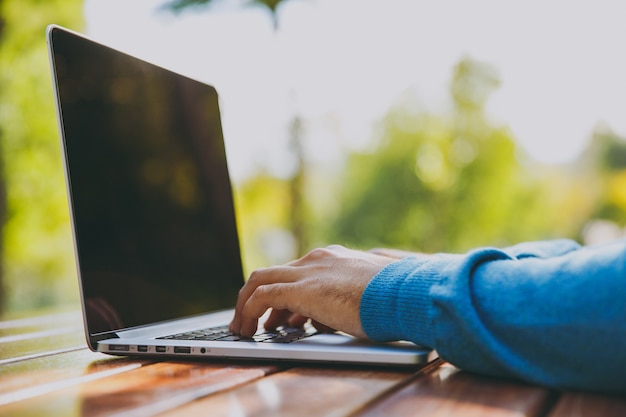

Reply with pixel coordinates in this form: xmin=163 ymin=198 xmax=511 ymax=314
xmin=46 ymin=24 xmax=431 ymax=366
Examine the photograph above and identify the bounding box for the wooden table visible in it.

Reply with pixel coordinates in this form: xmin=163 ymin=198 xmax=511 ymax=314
xmin=1 ymin=309 xmax=625 ymax=416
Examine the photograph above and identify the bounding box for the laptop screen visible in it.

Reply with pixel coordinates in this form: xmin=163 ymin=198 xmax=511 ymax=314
xmin=48 ymin=27 xmax=244 ymax=338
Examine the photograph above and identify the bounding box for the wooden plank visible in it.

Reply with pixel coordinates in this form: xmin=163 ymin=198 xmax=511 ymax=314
xmin=0 ymin=311 xmax=85 ymax=362
xmin=0 ymin=330 xmax=86 ymax=363
xmin=0 ymin=361 xmax=277 ymax=417
xmin=156 ymin=363 xmax=434 ymax=417
xmin=548 ymin=392 xmax=626 ymax=417
xmin=0 ymin=311 xmax=82 ymax=336
xmin=0 ymin=349 xmax=147 ymax=397
xmin=355 ymin=363 xmax=554 ymax=417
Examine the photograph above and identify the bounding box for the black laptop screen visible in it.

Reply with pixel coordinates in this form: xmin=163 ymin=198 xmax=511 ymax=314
xmin=49 ymin=27 xmax=244 ymax=337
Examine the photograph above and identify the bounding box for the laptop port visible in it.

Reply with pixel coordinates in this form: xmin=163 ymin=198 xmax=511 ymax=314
xmin=156 ymin=346 xmax=167 ymax=353
xmin=137 ymin=345 xmax=148 ymax=352
xmin=174 ymin=346 xmax=191 ymax=354
xmin=109 ymin=344 xmax=130 ymax=352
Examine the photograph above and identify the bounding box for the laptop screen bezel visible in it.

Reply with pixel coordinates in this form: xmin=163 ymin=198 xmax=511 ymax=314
xmin=47 ymin=25 xmax=245 ymax=350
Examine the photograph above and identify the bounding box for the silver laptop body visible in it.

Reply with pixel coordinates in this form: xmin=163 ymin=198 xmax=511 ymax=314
xmin=47 ymin=24 xmax=430 ymax=366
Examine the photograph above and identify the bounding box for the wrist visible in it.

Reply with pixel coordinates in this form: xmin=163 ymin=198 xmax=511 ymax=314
xmin=360 ymin=256 xmax=443 ymax=346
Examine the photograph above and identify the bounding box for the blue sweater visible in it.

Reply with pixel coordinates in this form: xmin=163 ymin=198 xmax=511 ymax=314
xmin=360 ymin=238 xmax=626 ymax=393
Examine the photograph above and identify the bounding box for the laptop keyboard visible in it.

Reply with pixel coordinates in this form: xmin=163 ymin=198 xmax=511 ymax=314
xmin=157 ymin=325 xmax=314 ymax=343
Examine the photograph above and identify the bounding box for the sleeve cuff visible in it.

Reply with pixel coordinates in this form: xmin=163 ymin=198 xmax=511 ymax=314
xmin=360 ymin=256 xmax=449 ymax=347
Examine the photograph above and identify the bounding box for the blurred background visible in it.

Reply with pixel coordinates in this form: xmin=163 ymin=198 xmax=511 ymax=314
xmin=1 ymin=0 xmax=625 ymax=317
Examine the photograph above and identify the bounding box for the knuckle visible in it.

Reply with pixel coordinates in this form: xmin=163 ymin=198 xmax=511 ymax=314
xmin=253 ymin=284 xmax=277 ymax=300
xmin=237 ymin=286 xmax=247 ymax=297
xmin=306 ymin=247 xmax=334 ymax=260
xmin=246 ymin=268 xmax=267 ymax=284
xmin=247 ymin=284 xmax=287 ymax=311
xmin=326 ymin=244 xmax=345 ymax=251
xmin=239 ymin=268 xmax=270 ymax=298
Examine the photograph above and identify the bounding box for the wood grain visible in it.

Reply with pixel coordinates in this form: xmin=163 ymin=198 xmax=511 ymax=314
xmin=2 ymin=310 xmax=625 ymax=417
xmin=157 ymin=365 xmax=420 ymax=417
xmin=548 ymin=392 xmax=626 ymax=417
xmin=0 ymin=361 xmax=276 ymax=417
xmin=0 ymin=311 xmax=82 ymax=334
xmin=0 ymin=349 xmax=147 ymax=398
xmin=356 ymin=364 xmax=553 ymax=417
xmin=0 ymin=311 xmax=85 ymax=362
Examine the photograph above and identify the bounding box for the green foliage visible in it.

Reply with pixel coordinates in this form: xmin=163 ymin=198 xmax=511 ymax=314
xmin=232 ymin=57 xmax=604 ymax=268
xmin=583 ymin=129 xmax=626 ymax=224
xmin=322 ymin=58 xmax=597 ymax=253
xmin=234 ymin=172 xmax=295 ymax=273
xmin=0 ymin=0 xmax=84 ymax=312
xmin=232 ymin=57 xmax=614 ymax=268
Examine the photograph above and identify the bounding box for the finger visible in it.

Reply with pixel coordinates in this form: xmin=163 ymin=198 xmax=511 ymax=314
xmin=262 ymin=310 xmax=309 ymax=330
xmin=287 ymin=313 xmax=309 ymax=328
xmin=264 ymin=308 xmax=293 ymax=331
xmin=311 ymin=319 xmax=336 ymax=333
xmin=231 ymin=266 xmax=299 ymax=333
xmin=239 ymin=283 xmax=292 ymax=337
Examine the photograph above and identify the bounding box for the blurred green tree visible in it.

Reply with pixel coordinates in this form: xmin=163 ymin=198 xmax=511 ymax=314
xmin=0 ymin=0 xmax=83 ymax=313
xmin=325 ymin=58 xmax=594 ymax=253
xmin=0 ymin=0 xmax=7 ymax=311
xmin=234 ymin=172 xmax=293 ymax=273
xmin=582 ymin=127 xmax=626 ymax=226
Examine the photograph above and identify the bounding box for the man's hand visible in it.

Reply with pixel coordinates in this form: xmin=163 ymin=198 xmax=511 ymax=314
xmin=229 ymin=245 xmax=398 ymax=338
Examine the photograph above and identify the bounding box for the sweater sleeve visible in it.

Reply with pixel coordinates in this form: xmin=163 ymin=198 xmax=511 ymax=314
xmin=360 ymin=238 xmax=626 ymax=393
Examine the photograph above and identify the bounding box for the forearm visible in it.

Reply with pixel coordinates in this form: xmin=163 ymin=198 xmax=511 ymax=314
xmin=360 ymin=239 xmax=626 ymax=393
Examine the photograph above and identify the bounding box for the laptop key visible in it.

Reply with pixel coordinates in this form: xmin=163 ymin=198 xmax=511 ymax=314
xmin=216 ymin=335 xmax=240 ymax=341
xmin=158 ymin=325 xmax=313 ymax=343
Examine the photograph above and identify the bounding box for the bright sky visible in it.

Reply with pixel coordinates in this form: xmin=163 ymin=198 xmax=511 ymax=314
xmin=84 ymin=0 xmax=626 ymax=182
